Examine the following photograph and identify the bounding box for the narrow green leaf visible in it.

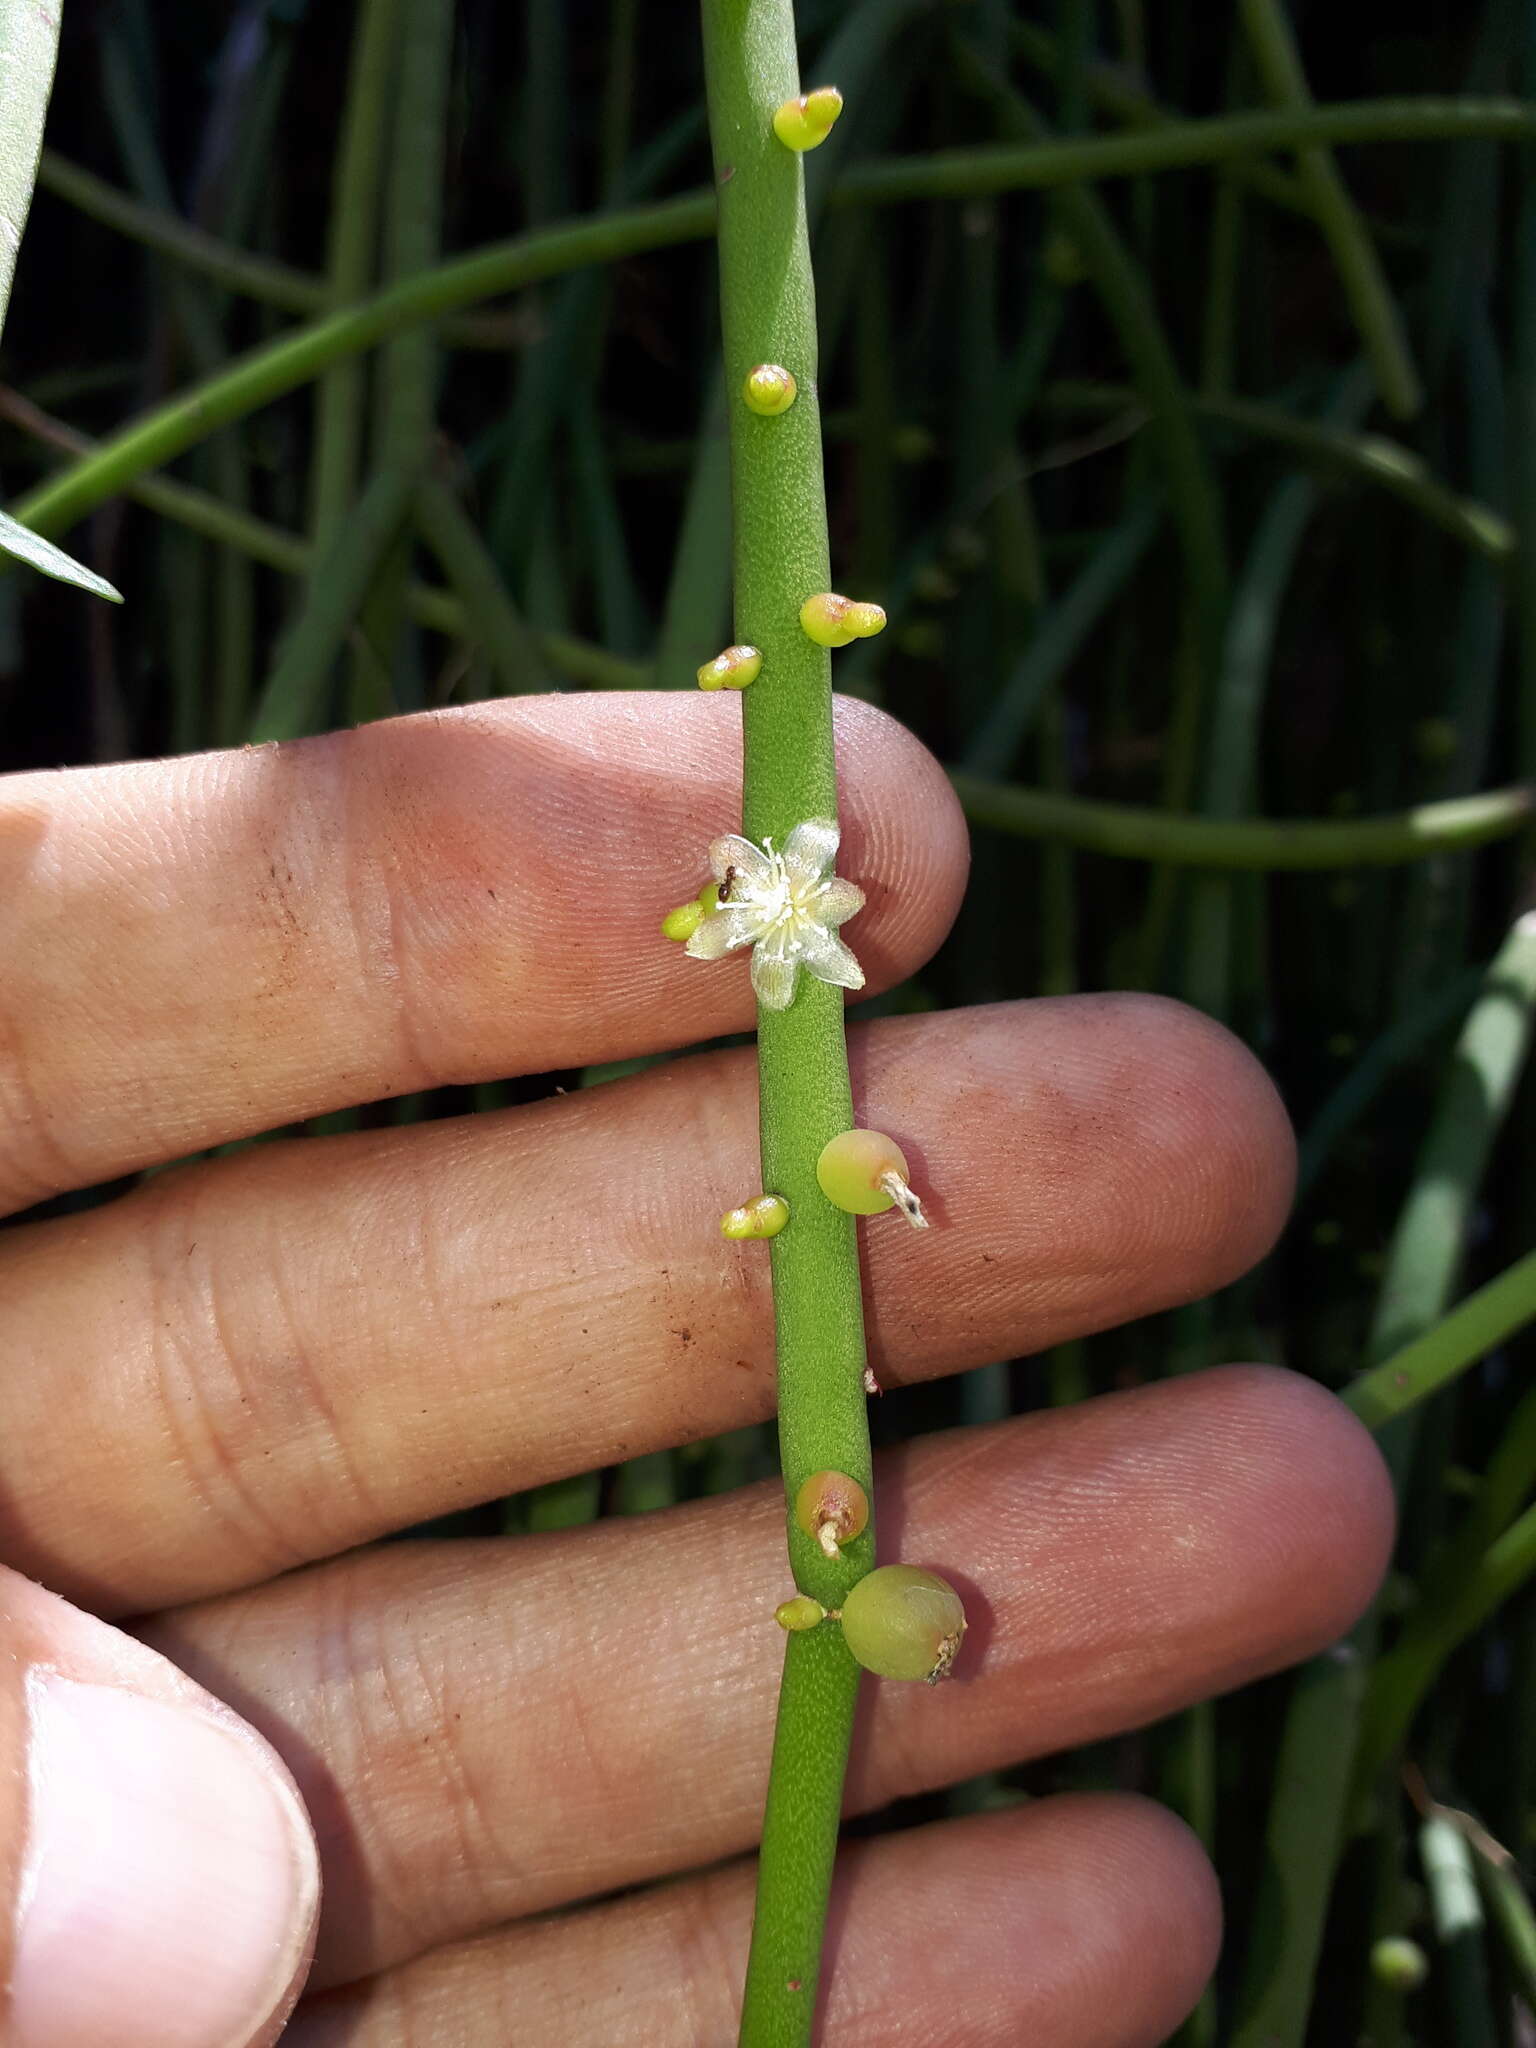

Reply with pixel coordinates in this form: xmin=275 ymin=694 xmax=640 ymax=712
xmin=0 ymin=509 xmax=122 ymax=602
xmin=0 ymin=0 xmax=61 ymax=344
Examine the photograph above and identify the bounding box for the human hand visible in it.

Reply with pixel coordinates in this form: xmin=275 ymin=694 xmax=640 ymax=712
xmin=0 ymin=695 xmax=1392 ymax=2046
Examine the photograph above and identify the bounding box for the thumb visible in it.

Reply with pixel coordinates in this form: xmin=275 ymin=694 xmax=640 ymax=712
xmin=2 ymin=1565 xmax=319 ymax=2046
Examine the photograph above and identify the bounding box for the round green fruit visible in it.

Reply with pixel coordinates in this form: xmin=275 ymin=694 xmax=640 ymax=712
xmin=815 ymin=1128 xmax=909 ymax=1215
xmin=839 ymin=1564 xmax=966 ymax=1683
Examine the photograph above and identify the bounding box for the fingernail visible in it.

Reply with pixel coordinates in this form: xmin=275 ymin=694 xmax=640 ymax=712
xmin=13 ymin=1671 xmax=319 ymax=2048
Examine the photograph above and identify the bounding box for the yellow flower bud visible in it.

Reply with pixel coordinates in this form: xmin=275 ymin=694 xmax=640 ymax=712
xmin=661 ymin=899 xmax=705 ymax=942
xmin=775 ymin=1595 xmax=828 ymax=1632
xmin=721 ymin=1193 xmax=791 ymax=1240
xmin=697 ymin=643 xmax=763 ymax=691
xmin=843 ymin=601 xmax=887 ymax=638
xmin=742 ymin=363 xmax=797 ymax=416
xmin=772 ymin=86 xmax=844 ymax=152
xmin=799 ymin=591 xmax=886 ymax=648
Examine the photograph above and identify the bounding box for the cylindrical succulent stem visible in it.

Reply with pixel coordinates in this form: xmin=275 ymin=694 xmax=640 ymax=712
xmin=698 ymin=2 xmax=874 ymax=2040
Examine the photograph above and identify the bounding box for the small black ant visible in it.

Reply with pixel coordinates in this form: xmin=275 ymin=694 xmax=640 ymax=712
xmin=718 ymin=865 xmax=737 ymax=903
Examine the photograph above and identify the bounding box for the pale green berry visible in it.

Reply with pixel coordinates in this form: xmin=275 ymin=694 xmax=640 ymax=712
xmin=721 ymin=1193 xmax=791 ymax=1241
xmin=697 ymin=643 xmax=763 ymax=691
xmin=772 ymin=86 xmax=843 ymax=151
xmin=794 ymin=1469 xmax=870 ymax=1558
xmin=1370 ymin=1938 xmax=1429 ymax=1991
xmin=661 ymin=898 xmax=705 ymax=942
xmin=743 ymin=363 xmax=797 ymax=416
xmin=799 ymin=592 xmax=887 ymax=648
xmin=775 ymin=1595 xmax=828 ymax=1632
xmin=839 ymin=1564 xmax=966 ymax=1683
xmin=816 ymin=1128 xmax=928 ymax=1228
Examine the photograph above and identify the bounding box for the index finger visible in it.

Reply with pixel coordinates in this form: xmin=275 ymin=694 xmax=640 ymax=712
xmin=0 ymin=694 xmax=966 ymax=1212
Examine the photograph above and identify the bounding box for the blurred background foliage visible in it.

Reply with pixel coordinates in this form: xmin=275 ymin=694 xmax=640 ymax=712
xmin=2 ymin=1 xmax=1534 ymax=2041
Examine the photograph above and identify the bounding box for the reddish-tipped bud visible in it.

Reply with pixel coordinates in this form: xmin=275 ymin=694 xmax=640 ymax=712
xmin=697 ymin=643 xmax=763 ymax=691
xmin=799 ymin=591 xmax=887 ymax=648
xmin=773 ymin=86 xmax=844 ymax=152
xmin=721 ymin=1193 xmax=791 ymax=1241
xmin=742 ymin=363 xmax=798 ymax=416
xmin=794 ymin=1469 xmax=870 ymax=1558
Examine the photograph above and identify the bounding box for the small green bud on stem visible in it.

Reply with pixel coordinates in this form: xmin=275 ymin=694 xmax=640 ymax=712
xmin=799 ymin=591 xmax=887 ymax=648
xmin=697 ymin=643 xmax=764 ymax=691
xmin=721 ymin=1193 xmax=791 ymax=1240
xmin=1370 ymin=1937 xmax=1429 ymax=1991
xmin=742 ymin=363 xmax=798 ymax=415
xmin=661 ymin=898 xmax=706 ymax=942
xmin=817 ymin=1128 xmax=929 ymax=1228
xmin=839 ymin=1564 xmax=967 ymax=1683
xmin=775 ymin=1594 xmax=829 ymax=1632
xmin=794 ymin=1469 xmax=870 ymax=1558
xmin=772 ymin=86 xmax=843 ymax=152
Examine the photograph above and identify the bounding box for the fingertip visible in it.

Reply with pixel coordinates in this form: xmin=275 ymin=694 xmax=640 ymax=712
xmin=1058 ymin=1793 xmax=1225 ymax=2019
xmin=1093 ymin=993 xmax=1298 ymax=1288
xmin=0 ymin=1568 xmax=319 ymax=2048
xmin=1196 ymin=1364 xmax=1396 ymax=1641
xmin=818 ymin=1798 xmax=1222 ymax=2046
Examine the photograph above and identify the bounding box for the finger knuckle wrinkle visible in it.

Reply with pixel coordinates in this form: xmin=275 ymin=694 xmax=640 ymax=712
xmin=332 ymin=738 xmax=449 ymax=1095
xmin=0 ymin=1001 xmax=87 ymax=1212
xmin=140 ymin=1181 xmax=361 ymax=1575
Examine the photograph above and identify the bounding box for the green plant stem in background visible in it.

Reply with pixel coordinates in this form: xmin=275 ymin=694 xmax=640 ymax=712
xmin=414 ymin=479 xmax=550 ymax=694
xmin=1344 ymin=1248 xmax=1536 ymax=1431
xmin=1368 ymin=908 xmax=1536 ymax=1421
xmin=951 ymin=773 xmax=1534 ymax=867
xmin=961 ymin=491 xmax=1163 ymax=777
xmin=699 ymin=5 xmax=873 ymax=2039
xmin=1010 ymin=15 xmax=1311 ymax=216
xmin=956 ymin=48 xmax=1229 ymax=662
xmin=38 ymin=146 xmax=327 ymax=311
xmin=1047 ymin=381 xmax=1516 ymax=563
xmin=1296 ymin=969 xmax=1482 ymax=1200
xmin=1474 ymin=1832 xmax=1536 ymax=2011
xmin=1420 ymin=1815 xmax=1498 ymax=2048
xmin=1235 ymin=906 xmax=1536 ymax=2047
xmin=309 ymin=0 xmax=400 ymax=554
xmin=42 ymin=96 xmax=1524 ymax=326
xmin=1182 ymin=367 xmax=1373 ymax=1019
xmin=839 ymin=100 xmax=1536 ymax=206
xmin=13 ymin=100 xmax=1536 ymax=550
xmin=249 ymin=463 xmax=418 ymax=741
xmin=1237 ymin=0 xmax=1420 ymax=416
xmin=1351 ymin=1386 xmax=1536 ymax=1794
xmin=35 ymin=147 xmax=518 ymax=348
xmin=1229 ymin=1646 xmax=1368 ymax=2048
xmin=0 ymin=387 xmax=636 ymax=687
xmin=349 ymin=0 xmax=453 ymax=723
xmin=8 ymin=194 xmax=714 ymax=543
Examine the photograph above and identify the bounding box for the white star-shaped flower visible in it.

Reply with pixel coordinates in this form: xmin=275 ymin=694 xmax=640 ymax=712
xmin=684 ymin=817 xmax=866 ymax=1012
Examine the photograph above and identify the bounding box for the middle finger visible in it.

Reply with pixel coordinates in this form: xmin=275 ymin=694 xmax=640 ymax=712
xmin=143 ymin=1366 xmax=1393 ymax=1991
xmin=0 ymin=997 xmax=1292 ymax=1611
